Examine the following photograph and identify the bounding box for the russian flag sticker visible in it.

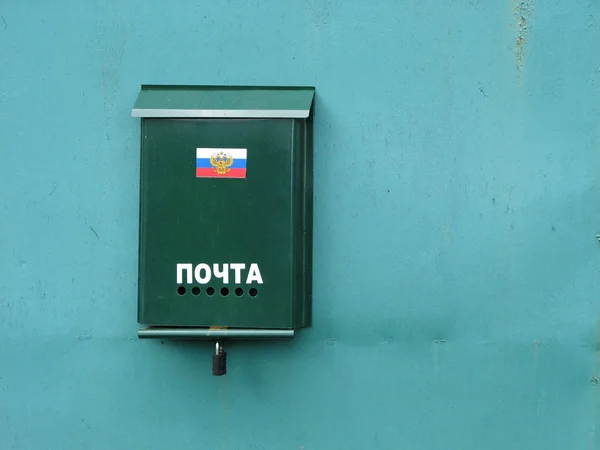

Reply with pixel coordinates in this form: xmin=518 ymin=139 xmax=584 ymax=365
xmin=196 ymin=148 xmax=247 ymax=179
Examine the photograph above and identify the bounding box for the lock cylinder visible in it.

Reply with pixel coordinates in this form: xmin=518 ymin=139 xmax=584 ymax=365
xmin=212 ymin=341 xmax=226 ymax=376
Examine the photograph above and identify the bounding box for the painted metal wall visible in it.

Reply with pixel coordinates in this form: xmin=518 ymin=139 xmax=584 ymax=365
xmin=1 ymin=1 xmax=599 ymax=448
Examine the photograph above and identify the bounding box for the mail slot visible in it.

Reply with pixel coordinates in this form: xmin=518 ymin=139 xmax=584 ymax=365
xmin=131 ymin=85 xmax=314 ymax=337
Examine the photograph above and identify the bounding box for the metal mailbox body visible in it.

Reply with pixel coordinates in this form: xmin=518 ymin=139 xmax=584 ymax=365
xmin=132 ymin=85 xmax=314 ymax=333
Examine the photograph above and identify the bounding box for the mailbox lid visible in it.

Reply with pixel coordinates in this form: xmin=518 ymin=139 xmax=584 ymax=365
xmin=132 ymin=85 xmax=315 ymax=119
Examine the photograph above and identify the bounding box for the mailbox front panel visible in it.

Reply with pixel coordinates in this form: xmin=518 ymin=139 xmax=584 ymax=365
xmin=139 ymin=119 xmax=310 ymax=328
xmin=138 ymin=118 xmax=308 ymax=328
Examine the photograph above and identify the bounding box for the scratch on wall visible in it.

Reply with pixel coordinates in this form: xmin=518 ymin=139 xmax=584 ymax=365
xmin=514 ymin=0 xmax=534 ymax=79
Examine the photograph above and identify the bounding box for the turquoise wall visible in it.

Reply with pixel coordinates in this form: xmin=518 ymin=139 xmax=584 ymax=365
xmin=1 ymin=1 xmax=599 ymax=449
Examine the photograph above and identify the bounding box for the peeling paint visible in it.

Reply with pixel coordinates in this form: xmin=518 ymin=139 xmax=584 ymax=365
xmin=514 ymin=0 xmax=535 ymax=78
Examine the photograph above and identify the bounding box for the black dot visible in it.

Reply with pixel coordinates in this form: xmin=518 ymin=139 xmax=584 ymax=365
xmin=191 ymin=287 xmax=200 ymax=296
xmin=249 ymin=288 xmax=258 ymax=297
xmin=220 ymin=287 xmax=230 ymax=297
xmin=206 ymin=287 xmax=215 ymax=296
xmin=235 ymin=287 xmax=244 ymax=297
xmin=177 ymin=286 xmax=186 ymax=295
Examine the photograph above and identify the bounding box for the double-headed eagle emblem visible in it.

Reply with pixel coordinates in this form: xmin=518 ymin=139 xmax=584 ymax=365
xmin=210 ymin=152 xmax=234 ymax=175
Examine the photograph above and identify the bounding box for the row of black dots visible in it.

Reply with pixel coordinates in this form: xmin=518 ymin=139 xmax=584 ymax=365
xmin=177 ymin=286 xmax=258 ymax=297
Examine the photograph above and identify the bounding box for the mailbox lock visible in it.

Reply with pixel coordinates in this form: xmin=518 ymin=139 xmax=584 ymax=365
xmin=212 ymin=341 xmax=226 ymax=376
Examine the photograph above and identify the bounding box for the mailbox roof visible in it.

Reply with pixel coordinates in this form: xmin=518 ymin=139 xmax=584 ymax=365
xmin=132 ymin=85 xmax=315 ymax=119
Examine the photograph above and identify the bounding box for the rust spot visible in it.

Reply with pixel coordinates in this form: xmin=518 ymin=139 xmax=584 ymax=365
xmin=514 ymin=0 xmax=535 ymax=78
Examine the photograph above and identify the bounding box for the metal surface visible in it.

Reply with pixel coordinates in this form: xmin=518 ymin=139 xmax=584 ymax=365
xmin=1 ymin=1 xmax=599 ymax=449
xmin=137 ymin=327 xmax=295 ymax=339
xmin=136 ymin=112 xmax=313 ymax=329
xmin=131 ymin=85 xmax=315 ymax=118
xmin=131 ymin=108 xmax=311 ymax=119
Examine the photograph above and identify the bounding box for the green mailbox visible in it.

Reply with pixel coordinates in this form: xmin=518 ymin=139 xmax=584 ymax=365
xmin=131 ymin=85 xmax=314 ymax=371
